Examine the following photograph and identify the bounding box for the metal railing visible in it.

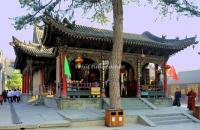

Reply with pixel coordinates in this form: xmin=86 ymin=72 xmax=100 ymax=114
xmin=57 ymin=82 xmax=100 ymax=98
xmin=140 ymin=85 xmax=164 ymax=98
xmin=67 ymin=82 xmax=100 ymax=97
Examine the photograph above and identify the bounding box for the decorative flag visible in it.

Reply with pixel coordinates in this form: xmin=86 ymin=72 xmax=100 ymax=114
xmin=64 ymin=57 xmax=71 ymax=77
xmin=169 ymin=66 xmax=179 ymax=81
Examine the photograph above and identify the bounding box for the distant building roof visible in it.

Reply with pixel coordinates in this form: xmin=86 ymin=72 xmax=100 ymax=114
xmin=168 ymin=69 xmax=200 ymax=85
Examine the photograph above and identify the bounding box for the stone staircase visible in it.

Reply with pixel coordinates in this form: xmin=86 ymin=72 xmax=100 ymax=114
xmin=122 ymin=98 xmax=153 ymax=110
xmin=146 ymin=113 xmax=195 ymax=126
xmin=103 ymin=98 xmax=156 ymax=110
xmin=27 ymin=96 xmax=44 ymax=106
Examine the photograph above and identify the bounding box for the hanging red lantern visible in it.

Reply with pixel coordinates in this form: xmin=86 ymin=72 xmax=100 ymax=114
xmin=165 ymin=64 xmax=171 ymax=69
xmin=120 ymin=68 xmax=125 ymax=74
xmin=75 ymin=56 xmax=83 ymax=69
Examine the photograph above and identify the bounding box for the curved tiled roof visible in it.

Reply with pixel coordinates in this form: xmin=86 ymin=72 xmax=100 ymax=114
xmin=42 ymin=14 xmax=198 ymax=50
xmin=11 ymin=36 xmax=54 ymax=58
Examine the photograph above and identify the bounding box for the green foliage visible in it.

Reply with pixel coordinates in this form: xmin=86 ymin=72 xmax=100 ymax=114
xmin=149 ymin=0 xmax=200 ymax=17
xmin=7 ymin=70 xmax=22 ymax=90
xmin=13 ymin=0 xmax=200 ymax=30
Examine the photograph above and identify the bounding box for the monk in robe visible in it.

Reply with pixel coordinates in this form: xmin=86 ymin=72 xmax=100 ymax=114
xmin=187 ymin=89 xmax=197 ymax=111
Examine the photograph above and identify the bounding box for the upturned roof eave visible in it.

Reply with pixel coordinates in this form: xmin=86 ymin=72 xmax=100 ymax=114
xmin=11 ymin=36 xmax=55 ymax=58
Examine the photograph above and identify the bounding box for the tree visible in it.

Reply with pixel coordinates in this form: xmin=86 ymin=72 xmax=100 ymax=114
xmin=13 ymin=0 xmax=200 ymax=109
xmin=13 ymin=0 xmax=200 ymax=30
xmin=7 ymin=70 xmax=22 ymax=90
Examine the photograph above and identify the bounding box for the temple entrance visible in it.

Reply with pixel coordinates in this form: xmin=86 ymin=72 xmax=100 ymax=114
xmin=120 ymin=62 xmax=136 ymax=97
xmin=41 ymin=65 xmax=56 ymax=95
xmin=70 ymin=58 xmax=100 ymax=82
xmin=141 ymin=63 xmax=164 ymax=97
xmin=104 ymin=62 xmax=136 ymax=97
xmin=69 ymin=58 xmax=100 ymax=97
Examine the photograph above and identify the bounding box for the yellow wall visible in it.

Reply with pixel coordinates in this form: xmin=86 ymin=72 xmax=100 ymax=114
xmin=169 ymin=84 xmax=199 ymax=102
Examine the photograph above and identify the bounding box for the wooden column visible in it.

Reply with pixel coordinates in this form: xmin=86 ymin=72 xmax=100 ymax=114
xmin=24 ymin=72 xmax=26 ymax=93
xmin=136 ymin=59 xmax=141 ymax=97
xmin=40 ymin=63 xmax=45 ymax=95
xmin=29 ymin=63 xmax=33 ymax=95
xmin=155 ymin=64 xmax=158 ymax=82
xmin=26 ymin=71 xmax=29 ymax=94
xmin=25 ymin=71 xmax=29 ymax=94
xmin=24 ymin=73 xmax=27 ymax=93
xmin=22 ymin=74 xmax=24 ymax=93
xmin=163 ymin=65 xmax=168 ymax=97
xmin=56 ymin=55 xmax=60 ymax=97
xmin=59 ymin=49 xmax=67 ymax=98
xmin=101 ymin=60 xmax=106 ymax=97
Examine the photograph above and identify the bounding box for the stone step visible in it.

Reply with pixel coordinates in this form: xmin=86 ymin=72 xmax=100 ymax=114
xmin=123 ymin=105 xmax=149 ymax=107
xmin=123 ymin=106 xmax=150 ymax=110
xmin=104 ymin=98 xmax=152 ymax=110
xmin=122 ymin=101 xmax=145 ymax=104
xmin=154 ymin=118 xmax=193 ymax=125
xmin=149 ymin=115 xmax=187 ymax=121
xmin=122 ymin=101 xmax=146 ymax=104
xmin=146 ymin=113 xmax=183 ymax=117
xmin=122 ymin=100 xmax=142 ymax=102
xmin=123 ymin=105 xmax=149 ymax=109
xmin=122 ymin=102 xmax=147 ymax=105
xmin=146 ymin=113 xmax=195 ymax=126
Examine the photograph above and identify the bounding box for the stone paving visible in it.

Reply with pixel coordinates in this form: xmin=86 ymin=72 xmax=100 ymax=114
xmin=0 ymin=102 xmax=12 ymax=125
xmin=34 ymin=123 xmax=200 ymax=130
xmin=0 ymin=101 xmax=200 ymax=130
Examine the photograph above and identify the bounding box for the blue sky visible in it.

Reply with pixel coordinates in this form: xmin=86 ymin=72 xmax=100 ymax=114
xmin=0 ymin=0 xmax=200 ymax=72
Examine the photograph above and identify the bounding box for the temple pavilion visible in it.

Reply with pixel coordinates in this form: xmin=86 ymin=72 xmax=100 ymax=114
xmin=11 ymin=14 xmax=198 ymax=109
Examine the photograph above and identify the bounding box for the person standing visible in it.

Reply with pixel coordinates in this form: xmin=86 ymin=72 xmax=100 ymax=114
xmin=13 ymin=89 xmax=17 ymax=102
xmin=2 ymin=90 xmax=7 ymax=102
xmin=173 ymin=88 xmax=181 ymax=107
xmin=0 ymin=95 xmax=3 ymax=105
xmin=16 ymin=89 xmax=21 ymax=103
xmin=187 ymin=89 xmax=197 ymax=111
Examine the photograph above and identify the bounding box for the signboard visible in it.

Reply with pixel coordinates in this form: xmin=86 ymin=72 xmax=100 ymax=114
xmin=91 ymin=87 xmax=100 ymax=95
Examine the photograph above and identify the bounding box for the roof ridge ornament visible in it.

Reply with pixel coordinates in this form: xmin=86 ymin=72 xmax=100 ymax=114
xmin=62 ymin=18 xmax=75 ymax=29
xmin=162 ymin=35 xmax=166 ymax=40
xmin=38 ymin=45 xmax=44 ymax=50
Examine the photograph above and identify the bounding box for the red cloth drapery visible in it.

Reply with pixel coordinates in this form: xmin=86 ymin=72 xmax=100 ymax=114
xmin=169 ymin=66 xmax=179 ymax=81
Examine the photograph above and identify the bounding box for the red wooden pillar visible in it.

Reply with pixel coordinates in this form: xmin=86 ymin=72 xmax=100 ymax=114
xmin=26 ymin=72 xmax=29 ymax=93
xmin=24 ymin=72 xmax=26 ymax=93
xmin=164 ymin=65 xmax=168 ymax=97
xmin=22 ymin=74 xmax=24 ymax=93
xmin=24 ymin=73 xmax=27 ymax=93
xmin=24 ymin=72 xmax=28 ymax=93
xmin=23 ymin=74 xmax=26 ymax=93
xmin=59 ymin=51 xmax=67 ymax=97
xmin=29 ymin=64 xmax=33 ymax=95
xmin=26 ymin=71 xmax=30 ymax=94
